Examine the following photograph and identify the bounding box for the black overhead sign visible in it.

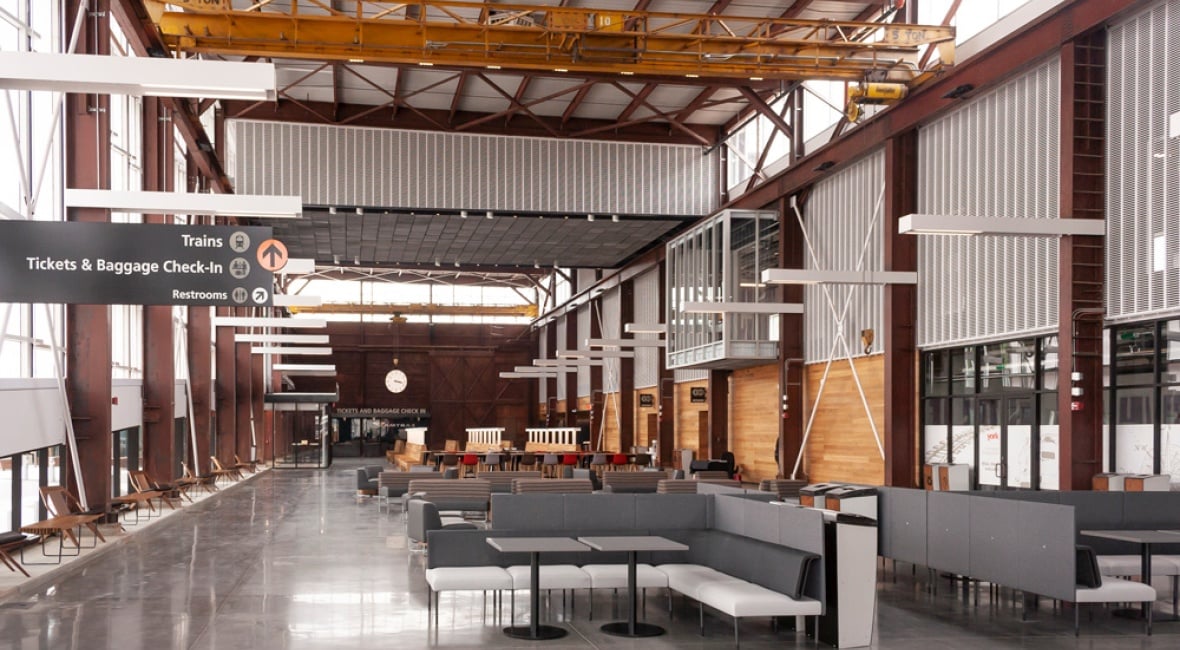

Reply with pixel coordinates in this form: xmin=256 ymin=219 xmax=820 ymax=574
xmin=0 ymin=222 xmax=276 ymax=307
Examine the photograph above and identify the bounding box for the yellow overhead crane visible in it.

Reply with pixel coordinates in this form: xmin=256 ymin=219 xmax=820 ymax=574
xmin=148 ymin=1 xmax=955 ymax=85
xmin=289 ymin=302 xmax=539 ymax=318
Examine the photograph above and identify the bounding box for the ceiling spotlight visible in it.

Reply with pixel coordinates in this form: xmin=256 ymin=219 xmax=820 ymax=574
xmin=435 ymin=259 xmax=441 ymax=267
xmin=348 ymin=58 xmax=364 ymax=64
xmin=353 ymin=256 xmax=360 ymax=265
xmin=332 ymin=254 xmax=340 ymax=265
xmin=328 ymin=206 xmax=337 ymax=215
xmin=419 ymin=61 xmax=434 ymax=67
xmin=611 ymin=214 xmax=619 ymax=222
xmin=487 ymin=65 xmax=501 ymax=70
xmin=554 ymin=68 xmax=568 ymax=73
xmin=460 ymin=210 xmax=468 ymax=218
xmin=486 ymin=211 xmax=494 ymax=219
xmin=534 ymin=261 xmax=540 ymax=269
xmin=454 ymin=260 xmax=460 ymax=267
xmin=686 ymin=74 xmax=699 ymax=78
xmin=355 ymin=207 xmax=363 ymax=215
xmin=620 ymin=71 xmax=634 ymax=76
xmin=587 ymin=214 xmax=594 ymax=221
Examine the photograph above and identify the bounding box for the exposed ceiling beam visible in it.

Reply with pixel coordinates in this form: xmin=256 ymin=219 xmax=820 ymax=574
xmin=561 ymin=82 xmax=595 ymax=125
xmin=449 ymin=71 xmax=469 ymax=124
xmin=737 ymin=86 xmax=793 ymax=139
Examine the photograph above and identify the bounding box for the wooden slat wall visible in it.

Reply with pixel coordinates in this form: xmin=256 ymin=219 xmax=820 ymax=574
xmin=804 ymin=355 xmax=885 ymax=484
xmin=675 ymin=380 xmax=708 ymax=456
xmin=601 ymin=392 xmax=621 ymax=452
xmin=634 ymin=387 xmax=659 ymax=451
xmin=730 ymin=363 xmax=779 ymax=484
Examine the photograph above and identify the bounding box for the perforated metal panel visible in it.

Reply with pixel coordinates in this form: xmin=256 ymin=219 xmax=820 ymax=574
xmin=802 ymin=149 xmax=885 ymax=363
xmin=633 ymin=268 xmax=661 ymax=389
xmin=917 ymin=57 xmax=1061 ymax=348
xmin=1107 ymin=0 xmax=1180 ymax=322
xmin=577 ymin=306 xmax=592 ymax=397
xmin=226 ymin=119 xmax=719 ymax=216
xmin=555 ymin=318 xmax=567 ymax=399
xmin=602 ymin=289 xmax=621 ymax=393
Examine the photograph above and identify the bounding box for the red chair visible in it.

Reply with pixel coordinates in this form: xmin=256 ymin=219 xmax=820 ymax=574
xmin=610 ymin=453 xmax=629 ymax=472
xmin=561 ymin=454 xmax=579 ymax=477
xmin=460 ymin=454 xmax=480 ymax=478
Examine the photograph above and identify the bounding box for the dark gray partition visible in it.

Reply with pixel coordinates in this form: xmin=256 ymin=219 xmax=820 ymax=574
xmin=927 ymin=492 xmax=971 ymax=576
xmin=776 ymin=503 xmax=825 ymax=555
xmin=968 ymin=496 xmax=1024 ymax=588
xmin=491 ymin=494 xmax=566 ymax=530
xmin=563 ymin=493 xmax=638 ymax=529
xmin=635 ymin=494 xmax=709 ymax=529
xmin=878 ymin=487 xmax=927 ymax=566
xmin=714 ymin=494 xmax=746 ymax=535
xmin=1016 ymin=501 xmax=1076 ymax=601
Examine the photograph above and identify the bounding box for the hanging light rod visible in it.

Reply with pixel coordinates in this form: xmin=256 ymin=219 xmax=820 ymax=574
xmin=681 ymin=301 xmax=804 ymax=314
xmin=0 ymin=52 xmax=277 ymax=100
xmin=898 ymin=214 xmax=1105 ymax=237
xmin=761 ymin=269 xmax=919 ymax=285
xmin=512 ymin=366 xmax=568 ymax=374
xmin=273 ymin=363 xmax=336 ymax=376
xmin=557 ymin=350 xmax=635 ymax=359
xmin=501 ymin=372 xmax=560 ymax=379
xmin=624 ymin=323 xmax=665 ymax=334
xmin=534 ymin=359 xmax=605 ymax=367
xmin=64 ymin=189 xmax=302 ymax=219
xmin=213 ymin=317 xmax=326 ymax=328
xmin=234 ymin=334 xmax=329 ymax=344
xmin=585 ymin=338 xmax=666 ymax=348
xmin=250 ymin=346 xmax=333 ymax=356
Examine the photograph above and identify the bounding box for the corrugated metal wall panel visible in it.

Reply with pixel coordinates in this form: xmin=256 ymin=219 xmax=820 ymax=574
xmin=227 ymin=119 xmax=719 ymax=216
xmin=1107 ymin=0 xmax=1180 ymax=322
xmin=675 ymin=369 xmax=708 ymax=382
xmin=802 ymin=149 xmax=886 ymax=363
xmin=556 ymin=318 xmax=567 ymax=400
xmin=577 ymin=306 xmax=591 ymax=397
xmin=602 ymin=289 xmax=621 ymax=393
xmin=917 ymin=57 xmax=1061 ymax=348
xmin=634 ymin=268 xmax=661 ymax=389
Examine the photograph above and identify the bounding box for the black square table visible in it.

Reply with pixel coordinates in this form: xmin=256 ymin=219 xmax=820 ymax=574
xmin=486 ymin=536 xmax=590 ymax=640
xmin=1080 ymin=529 xmax=1180 ymax=620
xmin=577 ymin=535 xmax=689 ymax=637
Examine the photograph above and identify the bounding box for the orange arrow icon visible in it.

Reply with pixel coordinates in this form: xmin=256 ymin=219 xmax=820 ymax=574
xmin=257 ymin=239 xmax=288 ymax=272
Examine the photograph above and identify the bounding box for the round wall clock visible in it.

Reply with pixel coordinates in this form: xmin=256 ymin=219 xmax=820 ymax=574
xmin=384 ymin=369 xmax=408 ymax=393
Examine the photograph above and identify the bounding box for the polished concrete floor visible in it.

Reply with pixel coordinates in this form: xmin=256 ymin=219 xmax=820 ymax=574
xmin=1 ymin=459 xmax=1178 ymax=649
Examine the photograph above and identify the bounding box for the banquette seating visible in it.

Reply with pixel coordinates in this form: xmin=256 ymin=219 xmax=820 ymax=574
xmin=354 ymin=465 xmax=384 ymax=495
xmin=425 ymin=493 xmax=827 ymax=643
xmin=476 ymin=470 xmax=542 ymax=494
xmin=510 ymin=478 xmax=593 ymax=494
xmin=601 ymin=471 xmax=669 ymax=493
xmin=376 ymin=467 xmax=437 ymax=511
xmin=405 ymin=478 xmax=491 ymax=518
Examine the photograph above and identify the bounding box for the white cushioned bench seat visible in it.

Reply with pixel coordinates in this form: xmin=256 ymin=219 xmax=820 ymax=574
xmin=424 ymin=566 xmax=512 ymax=629
xmin=696 ymin=581 xmax=822 ymax=618
xmin=1075 ymin=577 xmax=1158 ymax=604
xmin=657 ymin=563 xmax=744 ymax=599
xmin=506 ymin=564 xmax=591 ymax=590
xmin=426 ymin=566 xmax=513 ymax=592
xmin=582 ymin=563 xmax=668 ymax=590
xmin=1097 ymin=554 xmax=1180 ymax=577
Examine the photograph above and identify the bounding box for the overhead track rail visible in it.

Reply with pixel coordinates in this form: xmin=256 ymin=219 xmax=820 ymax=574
xmin=148 ymin=1 xmax=955 ymax=84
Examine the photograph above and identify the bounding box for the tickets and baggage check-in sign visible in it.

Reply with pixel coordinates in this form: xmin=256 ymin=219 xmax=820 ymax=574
xmin=0 ymin=222 xmax=279 ymax=306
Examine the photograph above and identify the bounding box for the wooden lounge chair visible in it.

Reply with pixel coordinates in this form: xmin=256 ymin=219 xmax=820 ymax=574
xmin=234 ymin=454 xmax=261 ymax=474
xmin=210 ymin=457 xmax=242 ymax=482
xmin=180 ymin=462 xmax=218 ymax=494
xmin=136 ymin=469 xmax=193 ymax=503
xmin=130 ymin=470 xmax=180 ymax=510
xmin=0 ymin=532 xmax=35 ymax=577
xmin=40 ymin=486 xmax=108 ymax=543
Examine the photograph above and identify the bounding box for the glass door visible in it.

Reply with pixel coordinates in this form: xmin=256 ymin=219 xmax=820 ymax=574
xmin=1005 ymin=396 xmax=1035 ymax=488
xmin=978 ymin=398 xmax=1002 ymax=487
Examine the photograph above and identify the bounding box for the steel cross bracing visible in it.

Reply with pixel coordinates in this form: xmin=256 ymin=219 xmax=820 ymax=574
xmin=149 ymin=1 xmax=954 ymax=84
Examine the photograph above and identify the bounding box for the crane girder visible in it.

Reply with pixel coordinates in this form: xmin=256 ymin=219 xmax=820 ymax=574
xmin=149 ymin=1 xmax=955 ymax=84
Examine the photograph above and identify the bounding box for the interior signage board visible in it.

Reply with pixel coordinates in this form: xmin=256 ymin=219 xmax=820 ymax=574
xmin=639 ymin=394 xmax=655 ymax=407
xmin=690 ymin=387 xmax=707 ymax=403
xmin=0 ymin=221 xmax=275 ymax=306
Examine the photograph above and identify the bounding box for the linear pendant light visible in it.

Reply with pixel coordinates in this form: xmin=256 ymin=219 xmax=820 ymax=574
xmin=681 ymin=301 xmax=804 ymax=314
xmin=898 ymin=214 xmax=1105 ymax=237
xmin=234 ymin=334 xmax=329 ymax=344
xmin=250 ymin=346 xmax=332 ymax=356
xmin=65 ymin=189 xmax=301 ymax=219
xmin=213 ymin=317 xmax=326 ymax=329
xmin=761 ymin=269 xmax=919 ymax=285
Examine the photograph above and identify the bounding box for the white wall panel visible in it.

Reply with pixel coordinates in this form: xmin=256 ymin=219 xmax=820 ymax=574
xmin=1107 ymin=0 xmax=1180 ymax=322
xmin=111 ymin=379 xmax=144 ymax=432
xmin=577 ymin=306 xmax=591 ymax=397
xmin=802 ymin=149 xmax=885 ymax=363
xmin=917 ymin=57 xmax=1061 ymax=348
xmin=0 ymin=379 xmax=67 ymax=457
xmin=633 ymin=268 xmax=661 ymax=389
xmin=227 ymin=120 xmax=719 ymax=216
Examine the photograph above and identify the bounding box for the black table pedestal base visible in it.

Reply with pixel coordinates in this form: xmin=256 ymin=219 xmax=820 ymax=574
xmin=503 ymin=625 xmax=567 ymax=640
xmin=600 ymin=621 xmax=666 ymax=637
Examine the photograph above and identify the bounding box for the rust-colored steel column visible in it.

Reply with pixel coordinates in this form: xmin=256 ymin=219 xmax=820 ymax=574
xmin=141 ymin=97 xmax=176 ymax=482
xmin=214 ymin=306 xmax=237 ymax=465
xmin=188 ymin=305 xmax=213 ymax=474
xmin=707 ymin=370 xmax=730 ymax=459
xmin=883 ymin=131 xmax=920 ymax=487
xmin=565 ymin=314 xmax=578 ymax=427
xmin=1058 ymin=32 xmax=1107 ymax=491
xmin=251 ymin=351 xmax=266 ymax=461
xmin=64 ymin=0 xmax=112 ymax=510
xmin=235 ymin=314 xmax=254 ymax=463
xmin=617 ymin=281 xmax=635 ymax=452
xmin=778 ymin=196 xmax=805 ymax=479
xmin=544 ymin=324 xmax=558 ymax=426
